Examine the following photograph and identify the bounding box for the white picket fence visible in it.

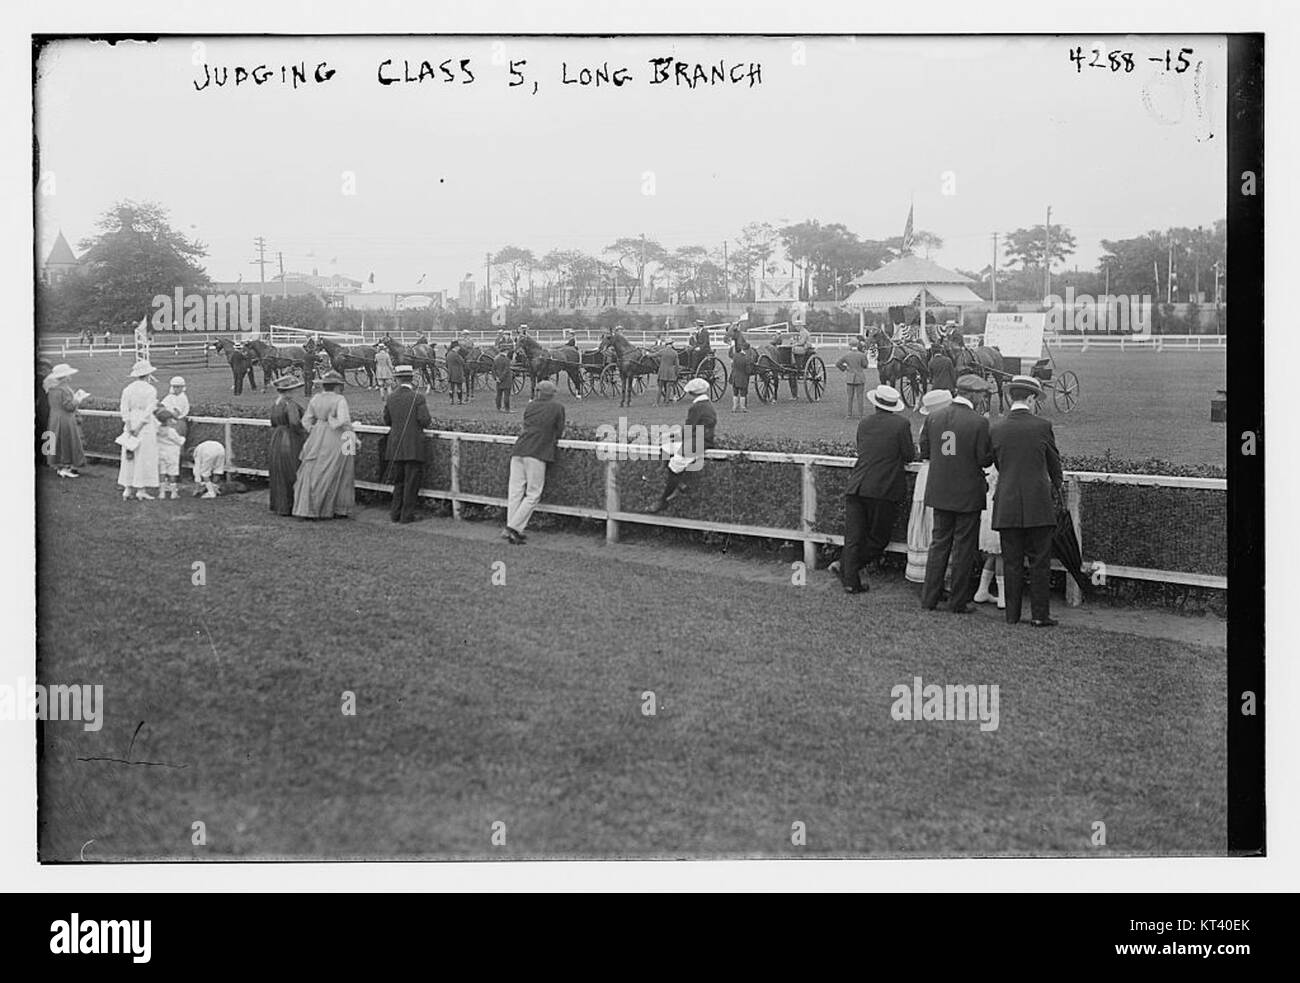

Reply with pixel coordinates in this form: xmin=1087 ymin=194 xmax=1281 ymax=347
xmin=77 ymin=410 xmax=1226 ymax=603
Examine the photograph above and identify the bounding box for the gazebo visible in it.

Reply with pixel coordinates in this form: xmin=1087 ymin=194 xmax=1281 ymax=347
xmin=841 ymin=255 xmax=984 ymax=338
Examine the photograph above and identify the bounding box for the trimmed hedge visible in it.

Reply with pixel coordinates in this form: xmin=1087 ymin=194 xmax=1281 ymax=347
xmin=78 ymin=400 xmax=1226 ymax=580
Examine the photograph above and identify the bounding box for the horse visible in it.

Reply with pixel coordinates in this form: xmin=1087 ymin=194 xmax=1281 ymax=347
xmin=516 ymin=334 xmax=584 ymax=401
xmin=723 ymin=322 xmax=753 ymax=354
xmin=596 ymin=330 xmax=661 ymax=407
xmin=457 ymin=342 xmax=497 ymax=396
xmin=209 ymin=338 xmax=258 ymax=395
xmin=317 ymin=337 xmax=377 ymax=389
xmin=382 ymin=336 xmax=438 ymax=390
xmin=243 ymin=338 xmax=310 ymax=387
xmin=944 ymin=333 xmax=1006 ymax=408
xmin=865 ymin=326 xmax=928 ymax=404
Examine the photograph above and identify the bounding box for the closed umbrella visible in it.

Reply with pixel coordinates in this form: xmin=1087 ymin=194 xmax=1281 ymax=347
xmin=1053 ymin=506 xmax=1089 ymax=594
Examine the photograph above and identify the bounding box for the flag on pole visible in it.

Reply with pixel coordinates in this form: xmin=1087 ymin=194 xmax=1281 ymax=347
xmin=133 ymin=316 xmax=149 ymax=345
xmin=901 ymin=204 xmax=915 ymax=255
xmin=491 ymin=304 xmax=507 ymax=327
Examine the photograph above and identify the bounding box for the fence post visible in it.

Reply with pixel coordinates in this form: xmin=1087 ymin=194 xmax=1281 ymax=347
xmin=605 ymin=458 xmax=620 ymax=544
xmin=1065 ymin=478 xmax=1084 ymax=608
xmin=450 ymin=436 xmax=462 ymax=520
xmin=801 ymin=462 xmax=817 ymax=570
xmin=223 ymin=420 xmax=233 ymax=474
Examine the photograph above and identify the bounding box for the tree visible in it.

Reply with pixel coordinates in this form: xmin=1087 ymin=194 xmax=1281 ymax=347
xmin=604 ymin=236 xmax=667 ymax=304
xmin=1003 ymin=224 xmax=1077 ymax=271
xmin=492 ymin=245 xmax=535 ymax=306
xmin=63 ymin=199 xmax=210 ymax=331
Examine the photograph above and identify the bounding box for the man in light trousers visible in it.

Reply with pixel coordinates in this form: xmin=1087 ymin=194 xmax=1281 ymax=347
xmin=503 ymin=379 xmax=566 ymax=545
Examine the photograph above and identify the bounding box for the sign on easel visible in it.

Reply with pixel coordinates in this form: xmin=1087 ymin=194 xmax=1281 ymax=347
xmin=982 ymin=312 xmax=1046 ymax=360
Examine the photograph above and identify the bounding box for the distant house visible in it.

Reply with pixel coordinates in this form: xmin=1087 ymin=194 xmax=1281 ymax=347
xmin=41 ymin=231 xmax=79 ymax=285
xmin=209 ymin=280 xmax=325 ymax=298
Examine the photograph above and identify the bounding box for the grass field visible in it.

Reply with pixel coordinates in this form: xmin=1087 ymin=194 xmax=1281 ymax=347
xmin=37 ymin=468 xmax=1226 ymax=859
xmin=63 ymin=347 xmax=1228 ymax=467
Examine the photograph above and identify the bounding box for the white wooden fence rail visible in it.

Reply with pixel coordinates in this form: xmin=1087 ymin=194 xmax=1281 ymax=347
xmin=78 ymin=410 xmax=1227 ymax=603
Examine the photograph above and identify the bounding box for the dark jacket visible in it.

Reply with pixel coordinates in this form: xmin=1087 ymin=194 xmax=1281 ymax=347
xmin=513 ymin=398 xmax=566 ymax=462
xmin=492 ymin=352 xmax=512 ymax=387
xmin=730 ymin=348 xmax=753 ymax=387
xmin=919 ymin=401 xmax=993 ymax=512
xmin=845 ymin=409 xmax=916 ymax=501
xmin=990 ymin=408 xmax=1064 ymax=528
xmin=445 ymin=347 xmax=465 ymax=384
xmin=657 ymin=347 xmax=679 ymax=382
xmin=684 ymin=398 xmax=717 ymax=450
xmin=928 ymin=352 xmax=956 ymax=392
xmin=382 ymin=384 xmax=432 ymax=461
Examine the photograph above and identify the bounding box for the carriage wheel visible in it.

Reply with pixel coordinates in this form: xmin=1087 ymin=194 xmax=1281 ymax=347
xmin=755 ymin=372 xmax=777 ymax=404
xmin=697 ymin=355 xmax=728 ymax=401
xmin=632 ymin=374 xmax=649 ymax=395
xmin=512 ymin=369 xmax=527 ymax=395
xmin=802 ymin=356 xmax=827 ymax=402
xmin=600 ymin=363 xmax=623 ymax=398
xmin=898 ymin=374 xmax=923 ymax=409
xmin=666 ymin=379 xmax=685 ymax=402
xmin=412 ymin=369 xmax=431 ymax=394
xmin=566 ymin=369 xmax=586 ymax=399
xmin=347 ymin=366 xmax=369 ymax=389
xmin=1053 ymin=370 xmax=1080 ymax=413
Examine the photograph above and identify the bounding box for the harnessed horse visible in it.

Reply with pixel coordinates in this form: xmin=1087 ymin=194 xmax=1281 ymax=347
xmin=942 ymin=333 xmax=1006 ymax=408
xmin=516 ymin=334 xmax=584 ymax=400
xmin=242 ymin=338 xmax=312 ymax=387
xmin=865 ymin=326 xmax=929 ymax=401
xmin=208 ymin=338 xmax=258 ymax=394
xmin=598 ymin=330 xmax=662 ymax=407
xmin=381 ymin=337 xmax=438 ymax=390
xmin=316 ymin=337 xmax=378 ymax=388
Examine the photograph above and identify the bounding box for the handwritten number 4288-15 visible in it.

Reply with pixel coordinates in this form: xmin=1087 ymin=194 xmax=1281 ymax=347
xmin=1068 ymin=47 xmax=1193 ymax=74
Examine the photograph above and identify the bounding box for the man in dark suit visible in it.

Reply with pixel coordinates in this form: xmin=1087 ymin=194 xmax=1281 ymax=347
xmin=919 ymin=373 xmax=995 ymax=612
xmin=382 ymin=365 xmax=433 ymax=523
xmin=504 ymin=379 xmax=566 ymax=544
xmin=928 ymin=343 xmax=956 ymax=394
xmin=839 ymin=384 xmax=915 ymax=594
xmin=991 ymin=375 xmax=1065 ymax=627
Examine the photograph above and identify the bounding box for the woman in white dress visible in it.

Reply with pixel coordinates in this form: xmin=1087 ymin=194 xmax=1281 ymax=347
xmin=973 ymin=465 xmax=1006 ymax=608
xmin=905 ymin=389 xmax=953 ymax=583
xmin=118 ymin=360 xmax=161 ymax=501
xmin=292 ymin=371 xmax=356 ymax=519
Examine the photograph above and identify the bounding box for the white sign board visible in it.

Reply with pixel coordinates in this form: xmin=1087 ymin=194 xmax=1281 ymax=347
xmin=757 ymin=277 xmax=797 ymax=302
xmin=982 ymin=313 xmax=1046 ymax=360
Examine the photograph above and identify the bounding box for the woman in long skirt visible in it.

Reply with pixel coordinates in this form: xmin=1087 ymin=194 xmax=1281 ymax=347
xmin=292 ymin=371 xmax=356 ymax=519
xmin=44 ymin=362 xmax=87 ymax=477
xmin=118 ymin=360 xmax=161 ymax=501
xmin=268 ymin=375 xmax=309 ymax=515
xmin=905 ymin=389 xmax=954 ymax=583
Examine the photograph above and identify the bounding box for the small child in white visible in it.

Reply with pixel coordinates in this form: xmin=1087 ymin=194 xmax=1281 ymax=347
xmin=191 ymin=439 xmax=226 ymax=498
xmin=162 ymin=376 xmax=190 ymax=421
xmin=154 ymin=408 xmax=186 ymax=499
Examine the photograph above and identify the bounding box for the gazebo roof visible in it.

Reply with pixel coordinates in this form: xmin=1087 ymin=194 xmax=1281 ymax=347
xmin=850 ymin=255 xmax=975 ymax=287
xmin=45 ymin=230 xmax=77 ymax=266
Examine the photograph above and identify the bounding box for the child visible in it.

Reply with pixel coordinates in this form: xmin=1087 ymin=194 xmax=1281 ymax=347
xmin=656 ymin=343 xmax=679 ymax=405
xmin=191 ymin=439 xmax=227 ymax=499
xmin=162 ymin=376 xmax=190 ymax=422
xmin=374 ymin=345 xmax=395 ymax=399
xmin=154 ymin=408 xmax=186 ymax=499
xmin=493 ymin=350 xmax=513 ymax=412
xmin=728 ymin=344 xmax=752 ymax=413
xmin=973 ymin=465 xmax=1005 ymax=609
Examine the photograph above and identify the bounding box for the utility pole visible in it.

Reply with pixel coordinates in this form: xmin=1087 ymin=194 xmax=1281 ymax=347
xmin=485 ymin=252 xmax=492 ymax=313
xmin=1043 ymin=207 xmax=1051 ymax=300
xmin=251 ymin=236 xmax=268 ymax=295
xmin=991 ymin=232 xmax=999 ymax=307
xmin=278 ymin=251 xmax=286 ymax=299
xmin=723 ymin=241 xmax=729 ymax=312
xmin=640 ymin=232 xmax=646 ymax=305
xmin=1167 ymin=229 xmax=1174 ymax=304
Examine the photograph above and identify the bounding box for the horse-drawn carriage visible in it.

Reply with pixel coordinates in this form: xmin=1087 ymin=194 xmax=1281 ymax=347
xmin=985 ymin=337 xmax=1080 ymax=414
xmin=598 ymin=331 xmax=728 ymax=406
xmin=749 ymin=341 xmax=828 ymax=403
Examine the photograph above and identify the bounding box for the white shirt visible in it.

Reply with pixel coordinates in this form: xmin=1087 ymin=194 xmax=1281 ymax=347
xmin=162 ymin=392 xmax=189 ymax=418
xmin=1009 ymin=400 xmax=1033 ymax=413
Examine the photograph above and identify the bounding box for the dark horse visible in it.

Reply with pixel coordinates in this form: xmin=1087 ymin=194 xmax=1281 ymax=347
xmin=382 ymin=336 xmax=438 ymax=390
xmin=516 ymin=334 xmax=584 ymax=400
xmin=942 ymin=332 xmax=1005 ymax=409
xmin=456 ymin=340 xmax=497 ymax=396
xmin=209 ymin=338 xmax=258 ymax=395
xmin=317 ymin=337 xmax=378 ymax=388
xmin=866 ymin=326 xmax=929 ymax=406
xmin=598 ymin=330 xmax=661 ymax=407
xmin=243 ymin=338 xmax=310 ymax=387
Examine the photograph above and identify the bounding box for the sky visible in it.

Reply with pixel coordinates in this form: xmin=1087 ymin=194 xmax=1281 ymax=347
xmin=34 ymin=34 xmax=1226 ymax=294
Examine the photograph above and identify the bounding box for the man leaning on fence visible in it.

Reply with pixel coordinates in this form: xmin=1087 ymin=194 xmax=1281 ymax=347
xmin=382 ymin=365 xmax=432 ymax=524
xmin=503 ymin=379 xmax=565 ymax=545
xmin=991 ymin=375 xmax=1064 ymax=627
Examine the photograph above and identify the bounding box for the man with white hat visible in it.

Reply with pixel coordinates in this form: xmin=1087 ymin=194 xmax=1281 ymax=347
xmin=117 ymin=359 xmax=161 ymax=500
xmin=837 ymin=383 xmax=914 ymax=593
xmin=650 ymin=376 xmax=716 ymax=513
xmin=990 ymin=374 xmax=1064 ymax=627
xmin=918 ymin=373 xmax=995 ymax=612
xmin=382 ymin=364 xmax=433 ymax=523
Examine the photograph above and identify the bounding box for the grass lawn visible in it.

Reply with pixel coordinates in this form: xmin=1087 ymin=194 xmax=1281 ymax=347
xmin=63 ymin=347 xmax=1227 ymax=467
xmin=37 ymin=467 xmax=1226 ymax=859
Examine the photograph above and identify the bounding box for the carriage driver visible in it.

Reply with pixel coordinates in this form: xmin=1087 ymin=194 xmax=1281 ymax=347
xmin=562 ymin=328 xmax=578 ymax=350
xmin=685 ymin=319 xmax=712 ymax=374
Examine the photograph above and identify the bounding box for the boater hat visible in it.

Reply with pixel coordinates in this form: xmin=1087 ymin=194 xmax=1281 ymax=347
xmin=919 ymin=389 xmax=953 ymax=416
xmin=393 ymin=364 xmax=415 ymax=376
xmin=49 ymin=363 xmax=78 ymax=380
xmin=273 ymin=375 xmax=304 ymax=391
xmin=129 ymin=359 xmax=156 ymax=378
xmin=1007 ymin=374 xmax=1045 ymax=400
xmin=319 ymin=370 xmax=346 ymax=387
xmin=866 ymin=384 xmax=906 ymax=412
